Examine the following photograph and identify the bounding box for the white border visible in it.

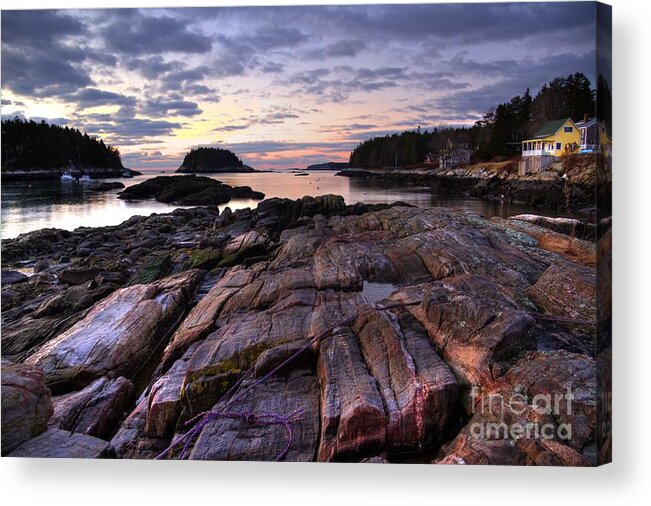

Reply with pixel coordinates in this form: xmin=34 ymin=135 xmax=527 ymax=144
xmin=1 ymin=0 xmax=650 ymax=504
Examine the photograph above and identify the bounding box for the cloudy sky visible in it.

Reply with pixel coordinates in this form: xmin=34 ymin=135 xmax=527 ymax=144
xmin=1 ymin=3 xmax=601 ymax=170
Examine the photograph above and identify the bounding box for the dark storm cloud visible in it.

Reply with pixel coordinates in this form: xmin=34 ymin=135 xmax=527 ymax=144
xmin=0 ymin=9 xmax=82 ymax=48
xmin=296 ymin=3 xmax=594 ymax=45
xmin=141 ymin=95 xmax=203 ymax=117
xmin=170 ymin=3 xmax=594 ymax=47
xmin=203 ymin=26 xmax=309 ymax=79
xmin=125 ymin=56 xmax=183 ymax=80
xmin=1 ymin=10 xmax=92 ymax=96
xmin=435 ymin=50 xmax=597 ymax=116
xmin=239 ymin=27 xmax=308 ymax=50
xmin=100 ymin=13 xmax=212 ymax=55
xmin=154 ymin=66 xmax=220 ymax=102
xmin=0 ymin=10 xmax=116 ymax=98
xmin=79 ymin=116 xmax=183 ymax=145
xmin=321 ymin=39 xmax=367 ymax=58
xmin=260 ymin=62 xmax=285 ymax=74
xmin=65 ymin=88 xmax=137 ymax=108
xmin=1 ymin=50 xmax=93 ymax=97
xmin=283 ymin=65 xmax=468 ymax=102
xmin=283 ymin=67 xmax=404 ymax=102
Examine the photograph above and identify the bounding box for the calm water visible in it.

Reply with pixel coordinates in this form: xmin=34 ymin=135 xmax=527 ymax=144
xmin=1 ymin=170 xmax=561 ymax=239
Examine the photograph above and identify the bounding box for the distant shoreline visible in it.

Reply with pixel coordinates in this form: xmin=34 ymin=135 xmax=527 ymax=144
xmin=1 ymin=167 xmax=141 ymax=181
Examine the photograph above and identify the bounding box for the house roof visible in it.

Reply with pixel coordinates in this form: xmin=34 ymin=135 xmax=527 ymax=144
xmin=575 ymin=117 xmax=597 ymax=128
xmin=530 ymin=118 xmax=573 ymax=139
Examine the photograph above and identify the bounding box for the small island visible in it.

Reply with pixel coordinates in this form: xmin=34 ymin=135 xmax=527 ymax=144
xmin=306 ymin=161 xmax=350 ymax=170
xmin=176 ymin=147 xmax=257 ymax=174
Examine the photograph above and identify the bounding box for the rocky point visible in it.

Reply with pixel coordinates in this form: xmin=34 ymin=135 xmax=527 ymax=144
xmin=1 ymin=194 xmax=601 ymax=463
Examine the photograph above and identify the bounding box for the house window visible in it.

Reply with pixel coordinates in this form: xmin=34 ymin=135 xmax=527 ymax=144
xmin=564 ymin=126 xmax=573 ymax=132
xmin=556 ymin=142 xmax=562 ymax=150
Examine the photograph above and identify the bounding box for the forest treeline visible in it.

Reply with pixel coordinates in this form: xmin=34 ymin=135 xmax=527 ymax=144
xmin=350 ymin=72 xmax=611 ymax=168
xmin=1 ymin=117 xmax=123 ymax=171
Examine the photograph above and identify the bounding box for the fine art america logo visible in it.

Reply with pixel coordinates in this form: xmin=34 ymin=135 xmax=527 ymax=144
xmin=469 ymin=386 xmax=575 ymax=444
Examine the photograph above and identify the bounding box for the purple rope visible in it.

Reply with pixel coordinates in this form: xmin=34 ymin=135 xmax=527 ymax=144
xmin=157 ymin=408 xmax=304 ymax=461
xmin=156 ymin=300 xmax=420 ymax=461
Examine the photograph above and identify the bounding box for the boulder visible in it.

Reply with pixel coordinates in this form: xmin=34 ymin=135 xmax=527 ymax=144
xmin=8 ymin=428 xmax=114 ymax=458
xmin=317 ymin=328 xmax=386 ymax=461
xmin=182 ymin=289 xmax=316 ymax=414
xmin=159 ymin=267 xmax=255 ymax=372
xmin=110 ymin=398 xmax=167 ymax=459
xmin=256 ymin=194 xmax=347 ymax=237
xmin=118 ymin=175 xmax=264 ymax=206
xmin=511 ymin=214 xmax=595 ymax=241
xmin=528 ymin=263 xmax=596 ymax=324
xmin=2 ymin=284 xmax=115 ymax=358
xmin=220 ymin=230 xmax=271 ymax=266
xmin=92 ymin=182 xmax=125 ymax=192
xmin=146 ymin=344 xmax=200 ymax=438
xmin=435 ymin=350 xmax=595 ymax=465
xmin=1 ymin=228 xmax=74 ymax=264
xmin=59 ymin=267 xmax=103 ymax=285
xmin=49 ymin=376 xmax=136 ymax=440
xmin=352 ymin=309 xmax=459 ymax=452
xmin=33 ymin=260 xmax=50 ymax=273
xmin=435 ymin=432 xmax=588 ymax=466
xmin=25 ymin=270 xmax=204 ymax=393
xmin=1 ymin=360 xmax=54 ymax=455
xmin=412 ymin=275 xmax=535 ymax=391
xmin=496 ymin=351 xmax=597 ymax=451
xmin=1 ymin=270 xmax=28 ymax=286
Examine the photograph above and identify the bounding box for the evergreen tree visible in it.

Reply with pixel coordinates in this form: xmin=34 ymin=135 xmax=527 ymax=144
xmin=1 ymin=117 xmax=123 ymax=171
xmin=179 ymin=147 xmax=243 ymax=170
xmin=349 ymin=72 xmax=597 ymax=167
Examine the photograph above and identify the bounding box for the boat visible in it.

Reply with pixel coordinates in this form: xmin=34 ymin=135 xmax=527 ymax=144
xmin=122 ymin=169 xmax=133 ymax=178
xmin=80 ymin=174 xmax=92 ymax=182
xmin=60 ymin=171 xmax=75 ymax=182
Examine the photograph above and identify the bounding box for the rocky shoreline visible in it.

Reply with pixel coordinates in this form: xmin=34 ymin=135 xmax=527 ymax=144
xmin=2 ymin=167 xmax=142 ymax=181
xmin=1 ymin=194 xmax=608 ymax=464
xmin=337 ymin=154 xmax=607 ymax=214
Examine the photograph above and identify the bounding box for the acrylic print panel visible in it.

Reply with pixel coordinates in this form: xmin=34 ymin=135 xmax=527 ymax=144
xmin=0 ymin=2 xmax=612 ymax=465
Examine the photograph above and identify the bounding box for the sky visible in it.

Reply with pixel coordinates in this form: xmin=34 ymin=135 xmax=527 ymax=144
xmin=0 ymin=3 xmax=601 ymax=170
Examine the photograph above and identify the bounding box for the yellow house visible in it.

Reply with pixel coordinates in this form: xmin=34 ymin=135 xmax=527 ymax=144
xmin=521 ymin=118 xmax=581 ymax=158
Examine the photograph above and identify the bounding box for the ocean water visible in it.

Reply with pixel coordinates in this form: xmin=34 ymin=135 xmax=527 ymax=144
xmin=1 ymin=170 xmax=560 ymax=239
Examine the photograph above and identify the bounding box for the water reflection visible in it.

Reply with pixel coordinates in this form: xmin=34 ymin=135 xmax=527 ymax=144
xmin=1 ymin=170 xmax=565 ymax=239
xmin=1 ymin=175 xmax=186 ymax=239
